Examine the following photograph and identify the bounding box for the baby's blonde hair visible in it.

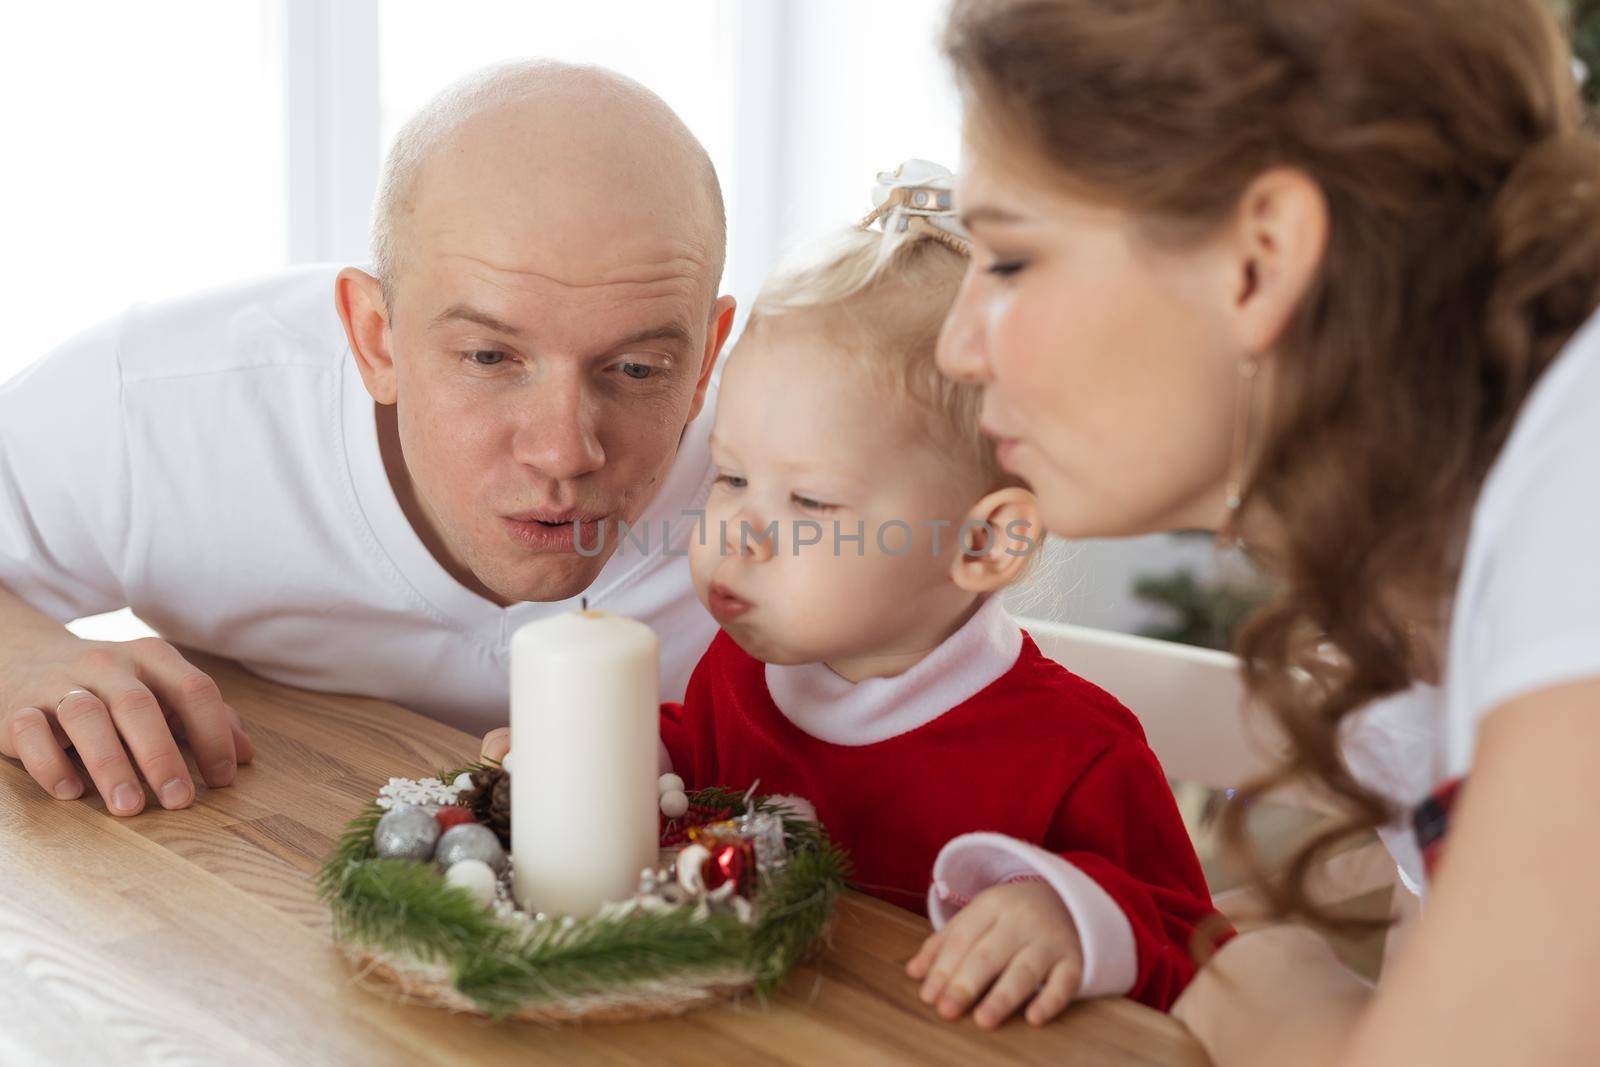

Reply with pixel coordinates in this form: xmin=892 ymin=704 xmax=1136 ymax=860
xmin=743 ymin=226 xmax=1013 ymax=493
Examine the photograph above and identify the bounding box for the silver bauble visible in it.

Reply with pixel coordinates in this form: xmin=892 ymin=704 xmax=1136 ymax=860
xmin=373 ymin=804 xmax=440 ymax=861
xmin=434 ymin=822 xmax=507 ymax=873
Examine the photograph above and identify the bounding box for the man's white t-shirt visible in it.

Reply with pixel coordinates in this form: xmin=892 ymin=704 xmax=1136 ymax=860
xmin=0 ymin=265 xmax=720 ymax=734
xmin=1346 ymin=305 xmax=1600 ymax=891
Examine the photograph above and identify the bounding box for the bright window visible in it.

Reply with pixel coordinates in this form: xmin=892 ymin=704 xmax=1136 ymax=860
xmin=375 ymin=0 xmax=959 ymax=312
xmin=378 ymin=1 xmax=732 ymax=167
xmin=376 ymin=1 xmax=738 ymax=291
xmin=769 ymin=0 xmax=962 ymax=246
xmin=0 ymin=1 xmax=288 ymax=384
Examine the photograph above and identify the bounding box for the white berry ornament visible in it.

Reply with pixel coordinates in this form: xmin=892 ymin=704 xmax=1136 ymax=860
xmin=658 ymin=772 xmax=689 ymax=817
xmin=444 ymin=859 xmax=498 ymax=906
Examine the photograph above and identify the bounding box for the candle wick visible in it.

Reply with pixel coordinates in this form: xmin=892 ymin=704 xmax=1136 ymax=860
xmin=581 ymin=596 xmax=588 ymax=611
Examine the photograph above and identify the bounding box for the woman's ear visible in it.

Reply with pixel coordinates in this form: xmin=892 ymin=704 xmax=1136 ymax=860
xmin=1222 ymin=167 xmax=1329 ymax=357
xmin=334 ymin=266 xmax=398 ymax=404
xmin=949 ymin=486 xmax=1044 ymax=593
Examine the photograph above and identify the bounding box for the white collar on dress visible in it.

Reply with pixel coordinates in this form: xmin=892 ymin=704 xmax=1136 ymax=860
xmin=763 ymin=594 xmax=1023 ymax=746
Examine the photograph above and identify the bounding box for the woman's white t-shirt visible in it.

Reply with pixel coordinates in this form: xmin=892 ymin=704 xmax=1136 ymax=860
xmin=1348 ymin=306 xmax=1600 ymax=890
xmin=0 ymin=266 xmax=720 ymax=734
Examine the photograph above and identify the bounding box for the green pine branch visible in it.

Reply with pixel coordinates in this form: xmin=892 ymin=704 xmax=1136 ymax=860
xmin=749 ymin=836 xmax=852 ymax=995
xmin=455 ymin=909 xmax=753 ymax=1017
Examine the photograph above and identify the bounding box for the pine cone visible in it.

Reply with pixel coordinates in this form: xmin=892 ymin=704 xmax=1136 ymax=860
xmin=460 ymin=765 xmax=512 ymax=848
xmin=488 ymin=772 xmax=511 ymax=847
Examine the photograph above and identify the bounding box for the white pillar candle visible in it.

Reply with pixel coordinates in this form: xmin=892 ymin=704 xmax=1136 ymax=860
xmin=509 ymin=608 xmax=660 ymax=917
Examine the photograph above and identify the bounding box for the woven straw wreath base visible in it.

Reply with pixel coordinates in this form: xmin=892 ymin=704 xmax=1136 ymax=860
xmin=341 ymin=943 xmax=764 ymax=1025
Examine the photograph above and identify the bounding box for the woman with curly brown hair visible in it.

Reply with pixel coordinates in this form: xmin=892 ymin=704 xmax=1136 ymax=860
xmin=927 ymin=0 xmax=1600 ymax=1061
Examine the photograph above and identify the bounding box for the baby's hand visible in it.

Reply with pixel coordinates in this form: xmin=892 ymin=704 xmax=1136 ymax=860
xmin=906 ymin=880 xmax=1083 ymax=1029
xmin=479 ymin=727 xmax=510 ymax=763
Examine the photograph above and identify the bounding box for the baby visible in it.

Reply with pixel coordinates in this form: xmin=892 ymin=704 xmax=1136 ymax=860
xmin=485 ymin=163 xmax=1219 ymax=1027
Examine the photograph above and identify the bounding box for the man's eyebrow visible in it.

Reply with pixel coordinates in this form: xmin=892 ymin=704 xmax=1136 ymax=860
xmin=430 ymin=303 xmax=524 ymax=337
xmin=959 ymin=205 xmax=1027 ymax=229
xmin=606 ymin=322 xmax=695 ymax=352
xmin=429 ymin=308 xmax=694 ymax=355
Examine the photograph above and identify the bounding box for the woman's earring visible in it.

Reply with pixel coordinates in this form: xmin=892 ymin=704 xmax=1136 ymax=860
xmin=1222 ymin=358 xmax=1260 ymax=523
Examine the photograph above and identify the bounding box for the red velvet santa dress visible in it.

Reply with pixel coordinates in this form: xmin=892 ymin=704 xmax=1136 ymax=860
xmin=659 ymin=594 xmax=1222 ymax=1010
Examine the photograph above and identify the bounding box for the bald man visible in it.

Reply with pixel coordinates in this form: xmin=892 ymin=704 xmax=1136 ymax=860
xmin=0 ymin=62 xmax=736 ymax=816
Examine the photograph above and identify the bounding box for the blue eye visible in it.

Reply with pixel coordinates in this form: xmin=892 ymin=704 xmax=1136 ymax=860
xmin=715 ymin=474 xmax=747 ymax=489
xmin=469 ymin=350 xmax=506 ymax=366
xmin=620 ymin=362 xmax=654 ymax=380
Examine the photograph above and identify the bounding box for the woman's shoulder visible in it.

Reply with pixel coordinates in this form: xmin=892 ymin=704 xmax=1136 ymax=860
xmin=1461 ymin=306 xmax=1600 ymax=581
xmin=1444 ymin=305 xmax=1600 ymax=767
xmin=1476 ymin=308 xmax=1600 ymax=517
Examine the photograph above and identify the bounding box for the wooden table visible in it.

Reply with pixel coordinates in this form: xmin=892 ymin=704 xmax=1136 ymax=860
xmin=0 ymin=651 xmax=1209 ymax=1066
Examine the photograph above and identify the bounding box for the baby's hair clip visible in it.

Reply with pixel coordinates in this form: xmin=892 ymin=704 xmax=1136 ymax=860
xmin=858 ymin=158 xmax=972 ymax=257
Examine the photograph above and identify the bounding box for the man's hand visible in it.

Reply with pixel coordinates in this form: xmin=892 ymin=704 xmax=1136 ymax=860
xmin=0 ymin=634 xmax=254 ymax=815
xmin=906 ymin=879 xmax=1084 ymax=1029
xmin=481 ymin=726 xmax=510 ymax=762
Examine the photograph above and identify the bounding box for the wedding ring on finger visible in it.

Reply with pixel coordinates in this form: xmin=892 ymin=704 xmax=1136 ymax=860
xmin=54 ymin=688 xmax=94 ymax=715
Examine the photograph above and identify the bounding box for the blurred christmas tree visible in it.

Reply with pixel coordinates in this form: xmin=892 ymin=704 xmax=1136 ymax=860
xmin=1133 ymin=561 xmax=1268 ymax=651
xmin=1132 ymin=533 xmax=1269 ymax=652
xmin=1132 ymin=543 xmax=1267 ymax=652
xmin=1557 ymin=0 xmax=1600 ymax=107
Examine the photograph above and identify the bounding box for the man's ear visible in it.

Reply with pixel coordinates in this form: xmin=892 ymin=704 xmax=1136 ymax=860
xmin=334 ymin=267 xmax=398 ymax=405
xmin=1221 ymin=167 xmax=1328 ymax=358
xmin=687 ymin=294 xmax=737 ymax=424
xmin=949 ymin=486 xmax=1044 ymax=593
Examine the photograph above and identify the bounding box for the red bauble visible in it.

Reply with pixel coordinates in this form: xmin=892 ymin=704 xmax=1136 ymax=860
xmin=705 ymin=843 xmax=754 ymax=895
xmin=435 ymin=806 xmax=477 ymax=830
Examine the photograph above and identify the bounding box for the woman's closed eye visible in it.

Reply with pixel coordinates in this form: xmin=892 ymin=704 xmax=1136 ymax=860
xmin=984 ymin=259 xmax=1028 ymax=279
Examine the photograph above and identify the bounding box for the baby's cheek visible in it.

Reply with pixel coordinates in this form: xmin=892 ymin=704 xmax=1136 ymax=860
xmin=686 ymin=535 xmax=716 ymax=598
xmin=762 ymin=551 xmax=836 ymax=640
xmin=803 ymin=549 xmax=891 ymax=632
